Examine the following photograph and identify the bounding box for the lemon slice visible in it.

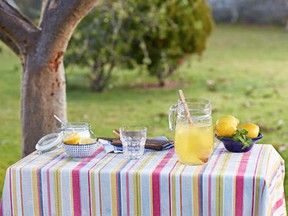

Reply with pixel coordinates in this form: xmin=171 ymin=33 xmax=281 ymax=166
xmin=79 ymin=138 xmax=96 ymax=144
xmin=62 ymin=131 xmax=80 ymax=144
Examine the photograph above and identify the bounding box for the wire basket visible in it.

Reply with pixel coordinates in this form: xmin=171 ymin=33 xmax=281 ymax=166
xmin=63 ymin=142 xmax=98 ymax=158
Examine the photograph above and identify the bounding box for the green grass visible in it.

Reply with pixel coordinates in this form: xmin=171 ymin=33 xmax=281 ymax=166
xmin=0 ymin=24 xmax=288 ymax=207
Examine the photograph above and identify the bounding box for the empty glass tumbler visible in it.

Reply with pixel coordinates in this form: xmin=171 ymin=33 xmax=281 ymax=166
xmin=120 ymin=126 xmax=147 ymax=160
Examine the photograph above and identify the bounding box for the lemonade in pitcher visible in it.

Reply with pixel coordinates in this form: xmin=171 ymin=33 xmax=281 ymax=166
xmin=169 ymin=98 xmax=214 ymax=165
xmin=174 ymin=123 xmax=213 ymax=164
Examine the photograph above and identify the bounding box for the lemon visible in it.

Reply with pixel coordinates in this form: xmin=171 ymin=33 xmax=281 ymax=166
xmin=62 ymin=131 xmax=80 ymax=144
xmin=215 ymin=122 xmax=237 ymax=137
xmin=79 ymin=138 xmax=96 ymax=144
xmin=216 ymin=115 xmax=239 ymax=126
xmin=237 ymin=123 xmax=259 ymax=138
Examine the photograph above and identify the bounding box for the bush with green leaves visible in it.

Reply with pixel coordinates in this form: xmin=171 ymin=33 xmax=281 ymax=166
xmin=66 ymin=0 xmax=213 ymax=91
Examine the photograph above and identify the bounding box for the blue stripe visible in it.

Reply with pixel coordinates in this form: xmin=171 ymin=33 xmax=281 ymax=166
xmin=38 ymin=153 xmax=63 ymax=216
xmin=117 ymin=160 xmax=130 ymax=215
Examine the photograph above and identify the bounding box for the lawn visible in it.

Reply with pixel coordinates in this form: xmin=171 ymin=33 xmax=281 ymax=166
xmin=0 ymin=24 xmax=288 ymax=206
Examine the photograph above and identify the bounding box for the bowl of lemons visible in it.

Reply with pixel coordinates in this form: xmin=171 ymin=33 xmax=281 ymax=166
xmin=62 ymin=131 xmax=98 ymax=158
xmin=215 ymin=115 xmax=263 ymax=152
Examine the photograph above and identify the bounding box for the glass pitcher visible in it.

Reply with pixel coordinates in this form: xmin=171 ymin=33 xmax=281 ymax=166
xmin=169 ymin=98 xmax=214 ymax=165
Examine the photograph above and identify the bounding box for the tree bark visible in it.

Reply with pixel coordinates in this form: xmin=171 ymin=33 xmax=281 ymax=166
xmin=21 ymin=51 xmax=67 ymax=155
xmin=0 ymin=0 xmax=99 ymax=157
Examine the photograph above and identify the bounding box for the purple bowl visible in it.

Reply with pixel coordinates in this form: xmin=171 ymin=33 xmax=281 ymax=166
xmin=216 ymin=133 xmax=263 ymax=153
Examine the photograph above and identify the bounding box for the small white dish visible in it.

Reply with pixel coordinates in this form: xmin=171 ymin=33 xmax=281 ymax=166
xmin=62 ymin=142 xmax=98 ymax=158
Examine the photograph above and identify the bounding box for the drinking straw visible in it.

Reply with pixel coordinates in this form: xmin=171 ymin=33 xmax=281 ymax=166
xmin=178 ymin=89 xmax=193 ymax=125
xmin=54 ymin=114 xmax=65 ymax=125
xmin=113 ymin=129 xmax=120 ymax=137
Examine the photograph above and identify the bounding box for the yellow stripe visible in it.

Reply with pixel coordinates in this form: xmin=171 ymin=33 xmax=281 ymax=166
xmin=12 ymin=168 xmax=18 ymax=216
xmin=54 ymin=158 xmax=71 ymax=216
xmin=179 ymin=165 xmax=186 ymax=216
xmin=171 ymin=163 xmax=182 ymax=215
xmin=192 ymin=166 xmax=203 ymax=216
xmin=90 ymin=171 xmax=96 ymax=216
xmin=90 ymin=154 xmax=115 ymax=216
xmin=33 ymin=151 xmax=62 ymax=216
xmin=10 ymin=153 xmax=41 ymax=215
xmin=264 ymin=147 xmax=279 ymax=215
xmin=90 ymin=155 xmax=113 ymax=216
xmin=267 ymin=181 xmax=283 ymax=215
xmin=89 ymin=154 xmax=116 ymax=216
xmin=216 ymin=153 xmax=232 ymax=216
xmin=133 ymin=152 xmax=156 ymax=215
xmin=111 ymin=158 xmax=129 ymax=215
xmin=254 ymin=146 xmax=268 ymax=215
xmin=133 ymin=169 xmax=140 ymax=215
xmin=69 ymin=174 xmax=74 ymax=215
xmin=266 ymin=153 xmax=280 ymax=185
xmin=31 ymin=168 xmax=40 ymax=216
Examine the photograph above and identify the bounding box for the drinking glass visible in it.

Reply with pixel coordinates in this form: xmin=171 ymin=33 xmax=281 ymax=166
xmin=168 ymin=98 xmax=214 ymax=165
xmin=119 ymin=126 xmax=147 ymax=159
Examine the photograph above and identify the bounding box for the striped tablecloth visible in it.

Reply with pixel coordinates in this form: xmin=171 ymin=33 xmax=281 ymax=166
xmin=1 ymin=143 xmax=286 ymax=216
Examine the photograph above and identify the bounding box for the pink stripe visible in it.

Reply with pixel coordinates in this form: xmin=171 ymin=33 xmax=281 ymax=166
xmin=7 ymin=155 xmax=40 ymax=216
xmin=9 ymin=168 xmax=13 ymax=216
xmin=152 ymin=150 xmax=175 ymax=215
xmin=72 ymin=149 xmax=102 ymax=216
xmin=0 ymin=199 xmax=2 ymax=216
xmin=208 ymin=148 xmax=225 ymax=216
xmin=235 ymin=151 xmax=252 ymax=216
xmin=115 ymin=169 xmax=120 ymax=215
xmin=251 ymin=145 xmax=264 ymax=216
xmin=269 ymin=171 xmax=284 ymax=196
xmin=37 ymin=170 xmax=42 ymax=216
xmin=19 ymin=168 xmax=25 ymax=215
xmin=168 ymin=159 xmax=177 ymax=216
xmin=272 ymin=193 xmax=285 ymax=213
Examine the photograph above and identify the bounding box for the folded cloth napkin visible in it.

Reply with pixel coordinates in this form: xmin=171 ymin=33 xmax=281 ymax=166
xmin=99 ymin=136 xmax=174 ymax=154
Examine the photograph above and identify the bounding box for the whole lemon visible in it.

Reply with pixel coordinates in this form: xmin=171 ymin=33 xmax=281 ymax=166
xmin=237 ymin=123 xmax=259 ymax=138
xmin=216 ymin=115 xmax=239 ymax=127
xmin=215 ymin=122 xmax=237 ymax=137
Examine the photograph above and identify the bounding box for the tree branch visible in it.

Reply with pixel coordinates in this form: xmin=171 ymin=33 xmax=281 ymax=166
xmin=0 ymin=31 xmax=20 ymax=56
xmin=0 ymin=0 xmax=37 ymax=27
xmin=38 ymin=0 xmax=99 ymax=53
xmin=0 ymin=0 xmax=40 ymax=50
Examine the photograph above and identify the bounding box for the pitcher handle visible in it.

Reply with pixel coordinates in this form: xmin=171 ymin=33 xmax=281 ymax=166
xmin=168 ymin=104 xmax=177 ymax=130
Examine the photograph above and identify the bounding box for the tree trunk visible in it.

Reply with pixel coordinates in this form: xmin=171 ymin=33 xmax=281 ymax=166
xmin=157 ymin=72 xmax=166 ymax=87
xmin=90 ymin=61 xmax=115 ymax=92
xmin=90 ymin=79 xmax=105 ymax=92
xmin=0 ymin=0 xmax=99 ymax=157
xmin=21 ymin=50 xmax=66 ymax=156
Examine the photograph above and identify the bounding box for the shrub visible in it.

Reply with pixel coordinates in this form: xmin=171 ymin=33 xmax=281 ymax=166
xmin=66 ymin=0 xmax=214 ymax=91
xmin=124 ymin=0 xmax=214 ymax=86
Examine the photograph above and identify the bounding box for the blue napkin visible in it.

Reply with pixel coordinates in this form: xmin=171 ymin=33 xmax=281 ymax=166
xmin=99 ymin=136 xmax=174 ymax=154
